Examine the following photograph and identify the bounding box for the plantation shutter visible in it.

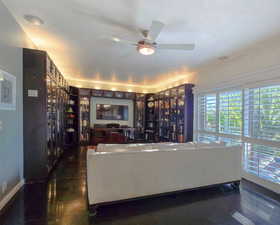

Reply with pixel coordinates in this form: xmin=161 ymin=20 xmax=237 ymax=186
xmin=198 ymin=94 xmax=217 ymax=132
xmin=243 ymin=85 xmax=280 ymax=184
xmin=219 ymin=90 xmax=242 ymax=135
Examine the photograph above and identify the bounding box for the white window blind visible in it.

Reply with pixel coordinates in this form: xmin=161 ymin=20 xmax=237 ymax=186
xmin=244 ymin=143 xmax=280 ymax=184
xmin=197 ymin=85 xmax=280 ymax=185
xmin=219 ymin=91 xmax=242 ymax=136
xmin=198 ymin=94 xmax=217 ymax=132
xmin=244 ymin=86 xmax=280 ymax=141
xmin=243 ymin=85 xmax=280 ymax=184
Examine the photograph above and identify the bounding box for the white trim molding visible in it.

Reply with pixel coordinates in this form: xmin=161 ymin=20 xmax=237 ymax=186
xmin=194 ymin=64 xmax=280 ymax=94
xmin=242 ymin=171 xmax=280 ymax=194
xmin=0 ymin=179 xmax=24 ymax=211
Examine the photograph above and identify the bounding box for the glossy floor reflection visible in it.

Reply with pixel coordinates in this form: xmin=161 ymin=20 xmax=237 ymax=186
xmin=0 ymin=147 xmax=279 ymax=225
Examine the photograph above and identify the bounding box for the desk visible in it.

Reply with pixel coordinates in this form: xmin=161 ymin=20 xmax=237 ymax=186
xmin=90 ymin=128 xmax=135 ymax=145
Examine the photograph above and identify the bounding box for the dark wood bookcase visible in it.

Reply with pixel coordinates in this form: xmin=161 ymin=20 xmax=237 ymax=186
xmin=159 ymin=84 xmax=194 ymax=142
xmin=144 ymin=84 xmax=194 ymax=143
xmin=78 ymin=88 xmax=91 ymax=145
xmin=64 ymin=86 xmax=79 ymax=148
xmin=76 ymin=84 xmax=194 ymax=144
xmin=23 ymin=48 xmax=69 ymax=182
xmin=144 ymin=94 xmax=156 ymax=142
xmin=134 ymin=93 xmax=145 ymax=140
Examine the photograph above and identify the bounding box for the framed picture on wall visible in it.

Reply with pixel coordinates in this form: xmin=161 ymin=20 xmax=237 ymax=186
xmin=0 ymin=69 xmax=16 ymax=110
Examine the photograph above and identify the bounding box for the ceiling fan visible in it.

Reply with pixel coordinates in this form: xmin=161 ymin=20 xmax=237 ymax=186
xmin=111 ymin=21 xmax=195 ymax=56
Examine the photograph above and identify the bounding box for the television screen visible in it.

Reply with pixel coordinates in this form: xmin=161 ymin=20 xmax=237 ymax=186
xmin=96 ymin=104 xmax=128 ymax=121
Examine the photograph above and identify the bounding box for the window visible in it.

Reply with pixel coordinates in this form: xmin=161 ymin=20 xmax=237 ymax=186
xmin=219 ymin=91 xmax=242 ymax=135
xmin=198 ymin=94 xmax=217 ymax=131
xmin=197 ymin=85 xmax=280 ymax=185
xmin=244 ymin=143 xmax=280 ymax=184
xmin=197 ymin=133 xmax=218 ymax=143
xmin=243 ymin=85 xmax=280 ymax=184
xmin=244 ymin=86 xmax=280 ymax=141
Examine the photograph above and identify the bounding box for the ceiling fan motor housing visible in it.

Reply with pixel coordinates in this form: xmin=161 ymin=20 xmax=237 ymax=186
xmin=137 ymin=40 xmax=155 ymax=47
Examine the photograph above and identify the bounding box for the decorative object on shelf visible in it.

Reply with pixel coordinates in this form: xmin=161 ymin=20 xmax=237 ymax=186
xmin=92 ymin=89 xmax=103 ymax=97
xmin=104 ymin=91 xmax=113 ymax=98
xmin=115 ymin=92 xmax=124 ymax=98
xmin=148 ymin=102 xmax=154 ymax=108
xmin=178 ymin=99 xmax=184 ymax=106
xmin=67 ymin=114 xmax=75 ymax=118
xmin=67 ymin=128 xmax=75 ymax=132
xmin=125 ymin=92 xmax=135 ymax=99
xmin=66 ymin=107 xmax=74 ymax=113
xmin=82 ymin=120 xmax=88 ymax=126
xmin=90 ymin=88 xmax=136 ymax=99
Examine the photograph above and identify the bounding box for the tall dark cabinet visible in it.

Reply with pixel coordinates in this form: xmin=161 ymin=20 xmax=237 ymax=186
xmin=64 ymin=86 xmax=79 ymax=148
xmin=23 ymin=48 xmax=69 ymax=182
xmin=157 ymin=84 xmax=194 ymax=142
xmin=142 ymin=84 xmax=194 ymax=143
xmin=79 ymin=88 xmax=91 ymax=145
xmin=144 ymin=94 xmax=156 ymax=142
xmin=134 ymin=94 xmax=145 ymax=140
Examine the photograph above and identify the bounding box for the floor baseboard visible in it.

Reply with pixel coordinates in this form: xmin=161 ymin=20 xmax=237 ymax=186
xmin=242 ymin=171 xmax=280 ymax=195
xmin=0 ymin=179 xmax=24 ymax=212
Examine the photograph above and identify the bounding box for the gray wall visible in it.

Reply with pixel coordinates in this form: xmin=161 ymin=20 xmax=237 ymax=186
xmin=0 ymin=1 xmax=35 ymax=203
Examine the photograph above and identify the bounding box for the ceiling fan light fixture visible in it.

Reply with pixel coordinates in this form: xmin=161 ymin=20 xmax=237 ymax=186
xmin=137 ymin=44 xmax=155 ymax=55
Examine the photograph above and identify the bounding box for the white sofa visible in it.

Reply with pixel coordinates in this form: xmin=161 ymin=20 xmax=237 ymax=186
xmin=87 ymin=143 xmax=242 ymax=209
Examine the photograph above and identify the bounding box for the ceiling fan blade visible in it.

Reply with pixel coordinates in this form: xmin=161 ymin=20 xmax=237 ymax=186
xmin=147 ymin=21 xmax=165 ymax=41
xmin=111 ymin=37 xmax=137 ymax=46
xmin=157 ymin=44 xmax=195 ymax=50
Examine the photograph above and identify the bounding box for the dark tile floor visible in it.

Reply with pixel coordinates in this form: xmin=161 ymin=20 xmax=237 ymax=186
xmin=1 ymin=147 xmax=280 ymax=225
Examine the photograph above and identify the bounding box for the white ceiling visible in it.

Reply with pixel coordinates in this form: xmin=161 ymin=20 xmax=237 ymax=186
xmin=3 ymin=0 xmax=280 ymax=85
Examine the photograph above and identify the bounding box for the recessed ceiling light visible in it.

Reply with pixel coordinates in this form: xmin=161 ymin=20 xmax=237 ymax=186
xmin=113 ymin=37 xmax=120 ymax=42
xmin=24 ymin=14 xmax=44 ymax=26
